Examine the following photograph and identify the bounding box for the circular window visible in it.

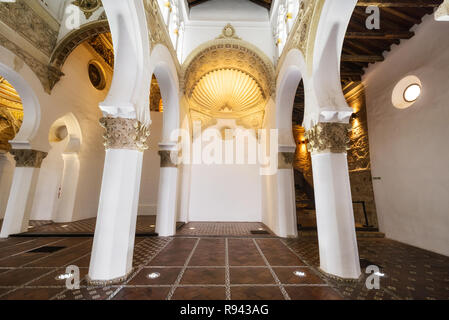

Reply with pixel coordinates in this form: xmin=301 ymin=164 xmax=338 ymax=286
xmin=88 ymin=61 xmax=106 ymax=90
xmin=392 ymin=75 xmax=422 ymax=109
xmin=403 ymin=83 xmax=421 ymax=102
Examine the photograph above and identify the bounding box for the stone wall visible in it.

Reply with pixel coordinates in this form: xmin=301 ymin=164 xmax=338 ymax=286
xmin=292 ymin=81 xmax=378 ymax=229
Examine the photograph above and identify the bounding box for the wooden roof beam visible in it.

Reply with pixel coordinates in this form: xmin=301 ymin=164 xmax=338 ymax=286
xmin=356 ymin=0 xmax=441 ymax=8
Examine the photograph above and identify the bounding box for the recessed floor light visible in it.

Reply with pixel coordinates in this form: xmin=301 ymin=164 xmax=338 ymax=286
xmin=55 ymin=273 xmax=73 ymax=280
xmin=147 ymin=272 xmax=161 ymax=279
xmin=293 ymin=271 xmax=306 ymax=277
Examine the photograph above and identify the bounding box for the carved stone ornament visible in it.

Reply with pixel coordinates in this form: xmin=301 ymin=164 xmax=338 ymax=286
xmin=158 ymin=150 xmax=178 ymax=168
xmin=72 ymin=0 xmax=103 ymax=19
xmin=10 ymin=149 xmax=48 ymax=168
xmin=99 ymin=117 xmax=150 ymax=152
xmin=217 ymin=24 xmax=241 ymax=40
xmin=278 ymin=152 xmax=295 ymax=169
xmin=305 ymin=122 xmax=351 ymax=154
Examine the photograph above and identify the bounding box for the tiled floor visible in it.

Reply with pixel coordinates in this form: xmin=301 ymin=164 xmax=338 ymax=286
xmin=0 ymin=227 xmax=448 ymax=300
xmin=13 ymin=217 xmax=183 ymax=236
xmin=175 ymin=222 xmax=274 ymax=237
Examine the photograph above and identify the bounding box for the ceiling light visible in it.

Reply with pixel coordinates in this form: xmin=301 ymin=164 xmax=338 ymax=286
xmin=189 ymin=227 xmax=196 ymax=230
xmin=61 ymin=225 xmax=68 ymax=228
xmin=403 ymin=84 xmax=421 ymax=102
xmin=150 ymin=225 xmax=155 ymax=228
xmin=147 ymin=272 xmax=161 ymax=279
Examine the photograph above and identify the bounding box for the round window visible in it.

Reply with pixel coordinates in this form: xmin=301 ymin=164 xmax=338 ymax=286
xmin=392 ymin=75 xmax=422 ymax=109
xmin=88 ymin=61 xmax=106 ymax=90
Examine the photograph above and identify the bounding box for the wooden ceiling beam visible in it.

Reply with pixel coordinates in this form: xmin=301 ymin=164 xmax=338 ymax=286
xmin=345 ymin=31 xmax=414 ymax=39
xmin=342 ymin=54 xmax=384 ymax=62
xmin=356 ymin=0 xmax=441 ymax=8
xmin=382 ymin=7 xmax=422 ymax=23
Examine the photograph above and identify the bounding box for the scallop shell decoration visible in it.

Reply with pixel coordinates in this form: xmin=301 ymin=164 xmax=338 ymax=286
xmin=190 ymin=69 xmax=265 ymax=115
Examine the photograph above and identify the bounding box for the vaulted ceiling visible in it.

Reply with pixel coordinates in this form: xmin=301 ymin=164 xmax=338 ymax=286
xmin=187 ymin=0 xmax=272 ymax=10
xmin=293 ymin=0 xmax=444 ymax=126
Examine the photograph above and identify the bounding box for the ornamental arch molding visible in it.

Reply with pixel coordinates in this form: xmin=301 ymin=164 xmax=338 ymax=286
xmin=181 ymin=36 xmax=276 ymax=100
xmin=49 ymin=20 xmax=110 ymax=89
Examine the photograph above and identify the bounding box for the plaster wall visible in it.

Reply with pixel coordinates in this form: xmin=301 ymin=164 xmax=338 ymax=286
xmin=364 ymin=15 xmax=449 ymax=256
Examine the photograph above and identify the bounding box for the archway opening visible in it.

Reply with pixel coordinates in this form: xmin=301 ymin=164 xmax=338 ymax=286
xmin=0 ymin=76 xmax=23 ymax=225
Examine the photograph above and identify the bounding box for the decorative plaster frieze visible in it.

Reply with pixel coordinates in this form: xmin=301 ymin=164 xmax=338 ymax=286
xmin=278 ymin=152 xmax=295 ymax=169
xmin=0 ymin=0 xmax=58 ymax=57
xmin=10 ymin=149 xmax=47 ymax=168
xmin=0 ymin=34 xmax=63 ymax=94
xmin=158 ymin=150 xmax=178 ymax=168
xmin=305 ymin=122 xmax=351 ymax=154
xmin=143 ymin=0 xmax=181 ymax=73
xmin=72 ymin=0 xmax=103 ymax=19
xmin=276 ymin=0 xmax=325 ymax=76
xmin=99 ymin=117 xmax=150 ymax=152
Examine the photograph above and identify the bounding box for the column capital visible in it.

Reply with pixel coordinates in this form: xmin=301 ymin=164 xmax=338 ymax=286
xmin=158 ymin=150 xmax=178 ymax=168
xmin=10 ymin=149 xmax=48 ymax=168
xmin=99 ymin=117 xmax=150 ymax=152
xmin=278 ymin=151 xmax=295 ymax=169
xmin=305 ymin=122 xmax=350 ymax=154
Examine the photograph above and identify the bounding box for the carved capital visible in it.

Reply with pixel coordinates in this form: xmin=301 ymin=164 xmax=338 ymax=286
xmin=10 ymin=149 xmax=47 ymax=168
xmin=305 ymin=123 xmax=350 ymax=154
xmin=158 ymin=150 xmax=178 ymax=168
xmin=278 ymin=152 xmax=295 ymax=169
xmin=99 ymin=117 xmax=150 ymax=152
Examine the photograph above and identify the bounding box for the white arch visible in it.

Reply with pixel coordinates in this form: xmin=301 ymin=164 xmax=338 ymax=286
xmin=275 ymin=48 xmax=307 ymax=148
xmin=31 ymin=112 xmax=83 ymax=222
xmin=0 ymin=47 xmax=41 ymax=150
xmin=149 ymin=44 xmax=180 ymax=143
xmin=99 ymin=0 xmax=151 ymax=126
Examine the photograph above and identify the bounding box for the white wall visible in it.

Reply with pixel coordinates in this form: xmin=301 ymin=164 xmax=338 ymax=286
xmin=189 ymin=0 xmax=269 ymax=22
xmin=138 ymin=111 xmax=163 ymax=215
xmin=182 ymin=0 xmax=274 ymax=63
xmin=28 ymin=44 xmax=110 ymax=221
xmin=364 ymin=15 xmax=449 ymax=256
xmin=188 ymin=120 xmax=262 ymax=222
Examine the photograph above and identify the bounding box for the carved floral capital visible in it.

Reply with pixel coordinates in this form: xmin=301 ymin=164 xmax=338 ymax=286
xmin=278 ymin=152 xmax=295 ymax=169
xmin=99 ymin=117 xmax=150 ymax=152
xmin=158 ymin=150 xmax=178 ymax=168
xmin=305 ymin=122 xmax=351 ymax=154
xmin=10 ymin=149 xmax=47 ymax=168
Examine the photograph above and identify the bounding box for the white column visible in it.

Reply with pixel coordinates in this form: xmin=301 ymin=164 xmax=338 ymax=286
xmin=155 ymin=144 xmax=178 ymax=237
xmin=0 ymin=151 xmax=14 ymax=220
xmin=53 ymin=153 xmax=80 ymax=223
xmin=276 ymin=149 xmax=298 ymax=238
xmin=0 ymin=150 xmax=47 ymax=238
xmin=88 ymin=117 xmax=149 ymax=284
xmin=307 ymin=123 xmax=361 ymax=279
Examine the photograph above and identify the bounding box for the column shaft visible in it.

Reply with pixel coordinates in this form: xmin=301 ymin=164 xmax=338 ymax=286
xmin=88 ymin=149 xmax=143 ymax=282
xmin=155 ymin=148 xmax=178 ymax=237
xmin=306 ymin=122 xmax=361 ymax=279
xmin=0 ymin=149 xmax=47 ymax=238
xmin=276 ymin=151 xmax=298 ymax=238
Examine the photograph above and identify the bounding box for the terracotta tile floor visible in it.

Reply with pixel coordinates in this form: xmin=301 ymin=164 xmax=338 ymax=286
xmin=0 ymin=229 xmax=448 ymax=300
xmin=14 ymin=216 xmax=183 ymax=236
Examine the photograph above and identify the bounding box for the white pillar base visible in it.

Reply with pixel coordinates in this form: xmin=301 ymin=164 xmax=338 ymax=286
xmin=88 ymin=149 xmax=143 ymax=282
xmin=311 ymin=152 xmax=361 ymax=279
xmin=0 ymin=167 xmax=40 ymax=238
